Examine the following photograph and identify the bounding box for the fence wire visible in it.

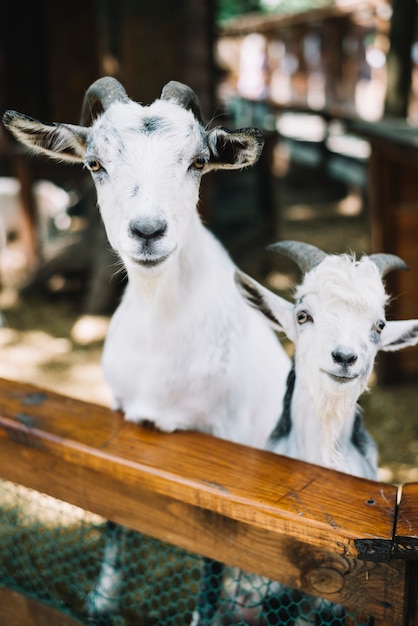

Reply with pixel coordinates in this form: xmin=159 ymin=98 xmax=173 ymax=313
xmin=0 ymin=479 xmax=371 ymax=625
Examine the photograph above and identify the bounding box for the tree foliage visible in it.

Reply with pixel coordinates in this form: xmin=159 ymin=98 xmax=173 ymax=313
xmin=216 ymin=0 xmax=263 ymax=24
xmin=259 ymin=0 xmax=332 ymax=14
xmin=216 ymin=0 xmax=333 ymax=24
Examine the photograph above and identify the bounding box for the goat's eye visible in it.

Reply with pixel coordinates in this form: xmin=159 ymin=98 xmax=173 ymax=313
xmin=86 ymin=158 xmax=102 ymax=172
xmin=296 ymin=310 xmax=312 ymax=325
xmin=192 ymin=156 xmax=206 ymax=170
xmin=375 ymin=320 xmax=386 ymax=334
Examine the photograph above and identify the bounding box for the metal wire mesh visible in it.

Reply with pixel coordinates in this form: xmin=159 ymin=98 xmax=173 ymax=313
xmin=0 ymin=479 xmax=372 ymax=625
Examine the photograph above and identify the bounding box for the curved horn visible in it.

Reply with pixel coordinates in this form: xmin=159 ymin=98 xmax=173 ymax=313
xmin=161 ymin=80 xmax=204 ymax=124
xmin=80 ymin=76 xmax=130 ymax=125
xmin=268 ymin=240 xmax=327 ymax=274
xmin=369 ymin=253 xmax=409 ymax=276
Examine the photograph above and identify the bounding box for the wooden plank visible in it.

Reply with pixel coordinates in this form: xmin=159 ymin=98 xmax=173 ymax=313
xmin=0 ymin=378 xmax=398 ymax=557
xmin=358 ymin=129 xmax=418 ymax=382
xmin=395 ymin=482 xmax=418 ymax=559
xmin=380 ymin=481 xmax=418 ymax=623
xmin=403 ymin=562 xmax=418 ymax=626
xmin=0 ymin=378 xmax=406 ymax=623
xmin=0 ymin=443 xmax=406 ymax=623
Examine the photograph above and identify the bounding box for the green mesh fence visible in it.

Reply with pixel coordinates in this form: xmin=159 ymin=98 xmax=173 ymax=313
xmin=0 ymin=478 xmax=372 ymax=625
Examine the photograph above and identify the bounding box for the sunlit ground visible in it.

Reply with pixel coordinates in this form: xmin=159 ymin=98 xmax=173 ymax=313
xmin=0 ymin=242 xmax=112 ymax=407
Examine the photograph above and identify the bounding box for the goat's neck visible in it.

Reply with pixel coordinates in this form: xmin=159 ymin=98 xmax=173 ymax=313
xmin=125 ymin=219 xmax=222 ymax=309
xmin=275 ymin=366 xmax=360 ymax=471
xmin=127 ymin=263 xmax=178 ymax=307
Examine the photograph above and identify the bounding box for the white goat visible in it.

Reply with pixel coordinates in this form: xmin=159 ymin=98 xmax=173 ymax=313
xmin=233 ymin=240 xmax=418 ymax=623
xmin=236 ymin=240 xmax=418 ymax=476
xmin=3 ymin=78 xmax=290 ymax=619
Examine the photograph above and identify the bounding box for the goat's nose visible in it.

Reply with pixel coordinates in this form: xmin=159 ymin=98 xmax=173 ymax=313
xmin=129 ymin=218 xmax=167 ymax=241
xmin=332 ymin=347 xmax=357 ymax=366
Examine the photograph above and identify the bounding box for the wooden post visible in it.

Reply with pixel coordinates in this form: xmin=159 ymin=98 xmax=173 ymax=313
xmin=12 ymin=156 xmax=39 ymax=270
xmin=394 ymin=482 xmax=418 ymax=625
xmin=350 ymin=121 xmax=418 ymax=383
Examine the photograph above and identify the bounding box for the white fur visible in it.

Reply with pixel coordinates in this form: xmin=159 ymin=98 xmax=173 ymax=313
xmin=279 ymin=256 xmax=384 ymax=476
xmin=103 ymin=226 xmax=288 ymax=447
xmin=88 ymin=100 xmax=289 ymax=447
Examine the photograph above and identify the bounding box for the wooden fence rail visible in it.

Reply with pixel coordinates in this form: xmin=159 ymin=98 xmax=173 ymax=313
xmin=0 ymin=377 xmax=416 ymax=625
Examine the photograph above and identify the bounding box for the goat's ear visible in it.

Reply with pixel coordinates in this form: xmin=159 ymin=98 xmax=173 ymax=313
xmin=206 ymin=127 xmax=264 ymax=171
xmin=380 ymin=319 xmax=418 ymax=352
xmin=234 ymin=270 xmax=296 ymax=341
xmin=3 ymin=111 xmax=87 ymax=163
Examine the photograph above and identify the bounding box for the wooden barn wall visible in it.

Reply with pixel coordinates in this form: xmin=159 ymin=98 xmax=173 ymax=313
xmin=0 ymin=0 xmax=216 ymax=124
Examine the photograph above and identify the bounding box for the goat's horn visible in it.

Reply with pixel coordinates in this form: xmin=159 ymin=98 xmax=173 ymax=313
xmin=268 ymin=240 xmax=327 ymax=274
xmin=161 ymin=81 xmax=204 ymax=124
xmin=369 ymin=253 xmax=409 ymax=276
xmin=80 ymin=76 xmax=130 ymax=125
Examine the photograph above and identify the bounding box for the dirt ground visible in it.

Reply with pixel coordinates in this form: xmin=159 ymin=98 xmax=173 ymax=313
xmin=0 ymin=163 xmax=417 ymax=486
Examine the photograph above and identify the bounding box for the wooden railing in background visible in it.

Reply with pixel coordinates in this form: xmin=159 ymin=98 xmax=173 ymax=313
xmin=0 ymin=377 xmax=416 ymax=625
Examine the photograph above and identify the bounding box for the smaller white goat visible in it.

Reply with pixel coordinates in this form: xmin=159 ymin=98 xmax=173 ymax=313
xmin=236 ymin=240 xmax=418 ymax=476
xmin=232 ymin=240 xmax=418 ymax=624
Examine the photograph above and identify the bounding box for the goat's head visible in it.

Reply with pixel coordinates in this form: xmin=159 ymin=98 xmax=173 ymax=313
xmin=3 ymin=77 xmax=264 ymax=277
xmin=236 ymin=241 xmax=418 ymax=434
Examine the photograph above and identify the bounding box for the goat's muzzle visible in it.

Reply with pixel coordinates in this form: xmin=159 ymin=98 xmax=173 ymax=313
xmin=128 ymin=218 xmax=167 ymax=242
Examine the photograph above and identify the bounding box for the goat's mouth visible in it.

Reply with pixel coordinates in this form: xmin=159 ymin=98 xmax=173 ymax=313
xmin=323 ymin=370 xmax=359 ymax=384
xmin=129 ymin=252 xmax=172 ymax=268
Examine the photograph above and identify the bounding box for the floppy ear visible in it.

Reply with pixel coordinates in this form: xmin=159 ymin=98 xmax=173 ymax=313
xmin=3 ymin=110 xmax=88 ymax=163
xmin=206 ymin=127 xmax=264 ymax=171
xmin=380 ymin=319 xmax=418 ymax=352
xmin=234 ymin=270 xmax=296 ymax=341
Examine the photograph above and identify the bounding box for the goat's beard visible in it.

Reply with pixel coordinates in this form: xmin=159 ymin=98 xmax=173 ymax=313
xmin=313 ymin=388 xmax=357 ymax=468
xmin=306 ymin=370 xmax=364 ymax=470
